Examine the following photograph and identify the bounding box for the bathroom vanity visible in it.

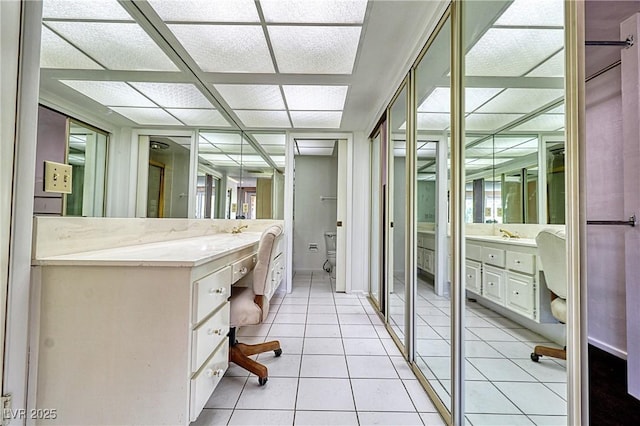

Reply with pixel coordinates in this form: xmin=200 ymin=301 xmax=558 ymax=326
xmin=29 ymin=218 xmax=284 ymax=425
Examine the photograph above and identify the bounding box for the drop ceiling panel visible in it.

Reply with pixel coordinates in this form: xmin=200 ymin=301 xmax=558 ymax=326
xmin=41 ymin=26 xmax=103 ymax=70
xmin=252 ymin=133 xmax=286 ymax=146
xmin=166 ymin=109 xmax=231 ymax=127
xmin=545 ymin=103 xmax=565 ymax=114
xmin=527 ymin=50 xmax=564 ymax=77
xmin=59 ymin=80 xmax=156 ymax=107
xmin=416 ymin=113 xmax=450 ymax=131
xmin=148 ymin=0 xmax=260 ymax=22
xmin=260 ymin=0 xmax=367 ymax=24
xmin=109 ymin=107 xmax=182 ymax=125
xmin=476 ymin=88 xmax=564 ymax=113
xmin=296 ymin=139 xmax=335 ymax=148
xmin=130 ymin=83 xmax=213 ymax=108
xmin=465 ymin=113 xmax=524 ymax=132
xmin=262 ymin=145 xmax=286 ymax=154
xmin=283 ymin=85 xmax=348 ymax=110
xmin=169 ymin=24 xmax=274 ymax=73
xmin=47 ymin=22 xmax=179 ymax=71
xmin=271 ymin=156 xmax=286 ymax=166
xmin=290 ymin=111 xmax=342 ymax=128
xmin=494 ymin=0 xmax=564 ymax=27
xmin=465 ymin=28 xmax=564 ymax=76
xmin=214 ymin=85 xmax=285 ymax=109
xmin=297 ymin=147 xmax=334 ymax=156
xmin=418 ymin=87 xmax=502 ymax=113
xmin=235 ymin=110 xmax=291 ymax=128
xmin=199 ymin=154 xmax=240 ymax=165
xmin=241 ymin=155 xmax=269 ymax=166
xmin=268 ymin=26 xmax=361 ymax=74
xmin=200 ymin=132 xmax=242 ymax=145
xmin=510 ymin=114 xmax=565 ymax=132
xmin=43 ymin=0 xmax=132 ymax=20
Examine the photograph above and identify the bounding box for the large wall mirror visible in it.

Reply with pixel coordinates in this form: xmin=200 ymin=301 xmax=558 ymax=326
xmin=197 ymin=130 xmax=285 ymax=220
xmin=462 ymin=0 xmax=568 ymax=424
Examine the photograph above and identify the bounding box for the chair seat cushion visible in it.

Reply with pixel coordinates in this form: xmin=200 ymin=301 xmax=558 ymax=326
xmin=230 ymin=286 xmax=261 ymax=328
xmin=551 ymin=297 xmax=567 ymax=323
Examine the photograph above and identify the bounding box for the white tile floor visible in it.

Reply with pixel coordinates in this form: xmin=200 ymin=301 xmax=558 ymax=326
xmin=388 ymin=274 xmax=568 ymax=425
xmin=192 ymin=271 xmax=444 ymax=426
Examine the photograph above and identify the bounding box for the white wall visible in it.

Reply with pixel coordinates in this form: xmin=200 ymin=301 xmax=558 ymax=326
xmin=350 ymin=132 xmax=371 ymax=293
xmin=293 ymin=155 xmax=338 ymax=271
xmin=585 ymin=65 xmax=627 ymax=357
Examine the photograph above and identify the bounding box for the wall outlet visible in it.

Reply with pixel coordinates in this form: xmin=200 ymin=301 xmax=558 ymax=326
xmin=308 ymin=243 xmax=318 ymax=252
xmin=44 ymin=161 xmax=72 ymax=194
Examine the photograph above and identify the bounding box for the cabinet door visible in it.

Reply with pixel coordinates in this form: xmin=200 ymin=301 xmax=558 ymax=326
xmin=465 ymin=260 xmax=482 ymax=294
xmin=417 ymin=247 xmax=424 ymax=270
xmin=506 ymin=272 xmax=535 ymax=319
xmin=424 ymin=249 xmax=435 ymax=274
xmin=482 ymin=265 xmax=505 ymax=305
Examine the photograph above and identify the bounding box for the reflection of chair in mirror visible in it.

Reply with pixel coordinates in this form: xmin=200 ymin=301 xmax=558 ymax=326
xmin=531 ymin=228 xmax=567 ymax=362
xmin=229 ymin=224 xmax=284 ymax=385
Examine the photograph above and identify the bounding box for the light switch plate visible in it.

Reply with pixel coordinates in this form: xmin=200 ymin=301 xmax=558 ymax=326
xmin=44 ymin=161 xmax=72 ymax=194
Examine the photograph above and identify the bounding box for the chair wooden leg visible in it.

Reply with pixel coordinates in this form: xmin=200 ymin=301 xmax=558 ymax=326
xmin=235 ymin=340 xmax=281 ymax=357
xmin=531 ymin=345 xmax=567 ymax=362
xmin=229 ymin=345 xmax=268 ymax=379
xmin=229 ymin=339 xmax=282 ymax=385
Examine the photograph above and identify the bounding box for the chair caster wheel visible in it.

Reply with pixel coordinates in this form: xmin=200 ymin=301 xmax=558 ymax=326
xmin=274 ymin=348 xmax=282 ymax=357
xmin=531 ymin=352 xmax=540 ymax=362
xmin=258 ymin=377 xmax=268 ymax=386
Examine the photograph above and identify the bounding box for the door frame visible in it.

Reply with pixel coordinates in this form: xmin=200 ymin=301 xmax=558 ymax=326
xmin=285 ymin=132 xmax=354 ymax=294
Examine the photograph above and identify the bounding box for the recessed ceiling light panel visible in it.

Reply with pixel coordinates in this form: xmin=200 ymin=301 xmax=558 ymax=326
xmin=465 ymin=113 xmax=524 ymax=132
xmin=169 ymin=24 xmax=275 ymax=73
xmin=235 ymin=110 xmax=291 ymax=128
xmin=59 ymin=80 xmax=155 ymax=107
xmin=494 ymin=0 xmax=563 ymax=27
xmin=465 ymin=28 xmax=563 ymax=77
xmin=252 ymin=133 xmax=286 ymax=146
xmin=130 ymin=82 xmax=213 ymax=108
xmin=260 ymin=0 xmax=368 ymax=24
xmin=214 ymin=85 xmax=285 ymax=109
xmin=290 ymin=111 xmax=342 ymax=128
xmin=148 ymin=0 xmax=260 ymax=22
xmin=283 ymin=85 xmax=348 ymax=110
xmin=41 ymin=26 xmax=103 ymax=70
xmin=43 ymin=0 xmax=133 ymax=20
xmin=47 ymin=22 xmax=179 ymax=71
xmin=109 ymin=107 xmax=182 ymax=125
xmin=166 ymin=109 xmax=231 ymax=127
xmin=476 ymin=88 xmax=564 ymax=114
xmin=268 ymin=26 xmax=361 ymax=74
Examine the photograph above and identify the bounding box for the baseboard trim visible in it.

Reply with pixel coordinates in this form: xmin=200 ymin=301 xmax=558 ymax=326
xmin=588 ymin=337 xmax=627 ymax=360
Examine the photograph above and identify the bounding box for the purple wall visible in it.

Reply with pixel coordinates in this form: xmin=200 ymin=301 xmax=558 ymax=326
xmin=34 ymin=106 xmax=66 ymax=215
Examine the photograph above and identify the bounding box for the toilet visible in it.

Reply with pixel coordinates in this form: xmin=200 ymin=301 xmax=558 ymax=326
xmin=324 ymin=232 xmax=336 ymax=278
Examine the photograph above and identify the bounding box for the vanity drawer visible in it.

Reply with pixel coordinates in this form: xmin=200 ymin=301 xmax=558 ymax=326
xmin=482 ymin=247 xmax=505 ymax=268
xmin=465 ymin=260 xmax=482 ymax=294
xmin=193 ymin=266 xmax=232 ymax=325
xmin=424 ymin=249 xmax=434 ymax=274
xmin=482 ymin=265 xmax=505 ymax=305
xmin=506 ymin=251 xmax=535 ymax=275
xmin=466 ymin=244 xmax=482 ymax=262
xmin=192 ymin=302 xmax=230 ymax=373
xmin=190 ymin=340 xmax=229 ymax=422
xmin=506 ymin=272 xmax=535 ymax=319
xmin=232 ymin=253 xmax=257 ymax=284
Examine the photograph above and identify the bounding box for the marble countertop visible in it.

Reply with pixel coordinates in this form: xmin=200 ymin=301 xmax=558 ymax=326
xmin=417 ymin=230 xmax=537 ymax=247
xmin=33 ymin=232 xmax=262 ymax=267
xmin=465 ymin=235 xmax=537 ymax=247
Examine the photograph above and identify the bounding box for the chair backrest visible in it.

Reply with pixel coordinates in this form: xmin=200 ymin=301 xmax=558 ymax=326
xmin=535 ymin=228 xmax=567 ymax=299
xmin=252 ymin=224 xmax=284 ymax=298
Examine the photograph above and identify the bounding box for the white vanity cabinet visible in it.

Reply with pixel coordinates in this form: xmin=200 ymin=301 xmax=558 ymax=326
xmin=31 ymin=235 xmax=261 ymax=426
xmin=465 ymin=237 xmax=541 ymax=322
xmin=417 ymin=233 xmax=435 ymax=275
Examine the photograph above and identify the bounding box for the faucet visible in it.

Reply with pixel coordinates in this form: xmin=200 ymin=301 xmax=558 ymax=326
xmin=231 ymin=225 xmax=249 ymax=234
xmin=499 ymin=228 xmax=519 ymax=239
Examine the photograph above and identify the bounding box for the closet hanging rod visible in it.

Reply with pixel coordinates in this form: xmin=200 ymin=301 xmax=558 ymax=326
xmin=585 ymin=36 xmax=634 ymax=48
xmin=587 ymin=214 xmax=636 ymax=227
